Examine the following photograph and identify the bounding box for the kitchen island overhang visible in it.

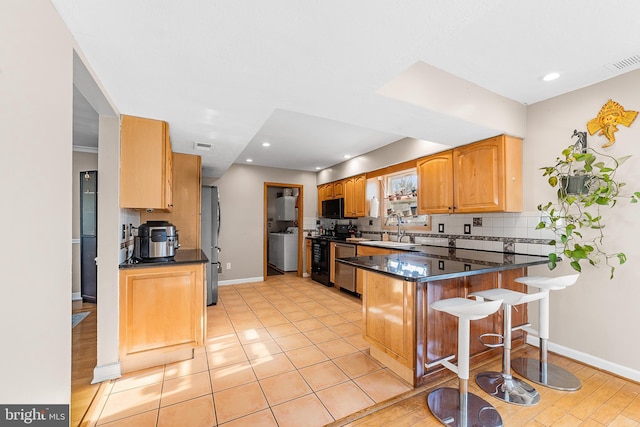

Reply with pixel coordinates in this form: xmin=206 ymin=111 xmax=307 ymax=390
xmin=337 ymin=247 xmax=549 ymax=387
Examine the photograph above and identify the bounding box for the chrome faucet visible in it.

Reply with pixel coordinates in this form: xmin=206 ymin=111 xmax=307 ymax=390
xmin=388 ymin=212 xmax=404 ymax=242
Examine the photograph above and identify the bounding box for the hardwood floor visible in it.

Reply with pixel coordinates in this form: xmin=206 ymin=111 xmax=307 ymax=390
xmin=70 ymin=279 xmax=640 ymax=426
xmin=71 ymin=300 xmax=100 ymax=427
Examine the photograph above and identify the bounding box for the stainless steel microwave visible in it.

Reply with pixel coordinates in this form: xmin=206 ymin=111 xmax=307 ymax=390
xmin=322 ymin=198 xmax=344 ymax=219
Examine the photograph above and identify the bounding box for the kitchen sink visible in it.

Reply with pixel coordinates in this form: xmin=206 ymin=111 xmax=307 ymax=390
xmin=359 ymin=241 xmax=417 ymax=249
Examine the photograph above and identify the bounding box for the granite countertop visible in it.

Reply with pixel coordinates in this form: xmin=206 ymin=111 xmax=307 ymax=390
xmin=336 ymin=245 xmax=549 ymax=282
xmin=119 ymin=249 xmax=209 ymax=269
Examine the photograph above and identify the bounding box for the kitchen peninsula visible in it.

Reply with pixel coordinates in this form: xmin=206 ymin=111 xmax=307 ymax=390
xmin=118 ymin=249 xmax=208 ymax=372
xmin=337 ymin=247 xmax=548 ymax=386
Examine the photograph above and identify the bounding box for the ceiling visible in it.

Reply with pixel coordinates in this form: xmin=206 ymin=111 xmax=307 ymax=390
xmin=57 ymin=0 xmax=640 ymax=178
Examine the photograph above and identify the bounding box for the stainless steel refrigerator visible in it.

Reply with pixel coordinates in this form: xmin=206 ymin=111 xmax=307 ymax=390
xmin=201 ymin=186 xmax=221 ymax=305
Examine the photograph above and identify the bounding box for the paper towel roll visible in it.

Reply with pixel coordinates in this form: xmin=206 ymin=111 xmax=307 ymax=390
xmin=369 ymin=196 xmax=379 ymax=218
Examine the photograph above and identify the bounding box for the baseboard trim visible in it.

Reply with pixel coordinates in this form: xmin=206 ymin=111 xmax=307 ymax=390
xmin=92 ymin=362 xmax=121 ymax=384
xmin=525 ymin=333 xmax=640 ymax=382
xmin=72 ymin=292 xmax=82 ymax=301
xmin=218 ymin=276 xmax=264 ymax=286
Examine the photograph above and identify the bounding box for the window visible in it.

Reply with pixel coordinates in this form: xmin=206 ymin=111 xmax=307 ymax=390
xmin=381 ymin=168 xmax=430 ymax=230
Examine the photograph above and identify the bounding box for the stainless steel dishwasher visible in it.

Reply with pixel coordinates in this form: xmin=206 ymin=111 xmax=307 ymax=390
xmin=335 ymin=243 xmax=357 ymax=293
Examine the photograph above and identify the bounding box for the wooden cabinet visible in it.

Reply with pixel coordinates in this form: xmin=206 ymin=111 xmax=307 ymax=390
xmin=142 ymin=153 xmax=202 ymax=249
xmin=119 ymin=263 xmax=206 ymax=372
xmin=120 ymin=115 xmax=174 ymax=211
xmin=317 ymin=183 xmax=334 ymax=216
xmin=417 ymin=135 xmax=522 ymax=214
xmin=333 ymin=180 xmax=344 ymax=198
xmin=417 ymin=151 xmax=454 ymax=214
xmin=329 ymin=242 xmax=336 ymax=284
xmin=362 ymin=272 xmax=415 ymax=383
xmin=344 ymin=174 xmax=366 ymax=217
xmin=305 ymin=238 xmax=312 ymax=276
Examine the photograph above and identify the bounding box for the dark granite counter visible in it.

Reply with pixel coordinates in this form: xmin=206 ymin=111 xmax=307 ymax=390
xmin=119 ymin=249 xmax=209 ymax=269
xmin=337 ymin=246 xmax=549 ymax=282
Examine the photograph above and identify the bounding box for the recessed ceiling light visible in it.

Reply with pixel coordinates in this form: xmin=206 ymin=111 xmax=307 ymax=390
xmin=343 ymin=154 xmax=351 ymax=159
xmin=246 ymin=158 xmax=253 ymax=163
xmin=262 ymin=142 xmax=271 ymax=147
xmin=542 ymin=72 xmax=560 ymax=82
xmin=315 ymin=166 xmax=322 ymax=170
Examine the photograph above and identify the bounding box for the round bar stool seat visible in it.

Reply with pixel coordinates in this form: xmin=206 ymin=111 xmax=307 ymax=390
xmin=511 ymin=274 xmax=581 ymax=391
xmin=428 ymin=297 xmax=504 ymax=427
xmin=470 ymin=288 xmax=542 ymax=406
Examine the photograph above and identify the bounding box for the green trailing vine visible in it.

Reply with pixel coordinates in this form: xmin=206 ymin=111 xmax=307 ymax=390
xmin=537 ymin=142 xmax=640 ymax=279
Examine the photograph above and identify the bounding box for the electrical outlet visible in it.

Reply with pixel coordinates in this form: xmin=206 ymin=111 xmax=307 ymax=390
xmin=226 ymin=262 xmax=231 ymax=270
xmin=464 ymin=224 xmax=471 ymax=234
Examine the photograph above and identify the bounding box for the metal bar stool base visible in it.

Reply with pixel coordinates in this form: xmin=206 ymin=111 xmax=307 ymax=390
xmin=428 ymin=388 xmax=503 ymax=427
xmin=476 ymin=371 xmax=541 ymax=406
xmin=512 ymin=357 xmax=581 ymax=391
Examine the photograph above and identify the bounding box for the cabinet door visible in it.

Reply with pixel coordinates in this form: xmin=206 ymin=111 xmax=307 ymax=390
xmin=453 ymin=136 xmax=506 ymax=213
xmin=417 ymin=151 xmax=454 ymax=214
xmin=305 ymin=239 xmax=312 ymax=275
xmin=344 ymin=178 xmax=355 ymax=216
xmin=333 ymin=180 xmax=344 ymax=198
xmin=119 ymin=264 xmax=205 ymax=363
xmin=141 ymin=153 xmax=201 ymax=249
xmin=120 ymin=115 xmax=173 ymax=211
xmin=353 ymin=175 xmax=366 ymax=216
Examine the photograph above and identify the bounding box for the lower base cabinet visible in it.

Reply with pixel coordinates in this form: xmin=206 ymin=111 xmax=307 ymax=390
xmin=119 ymin=263 xmax=206 ymax=373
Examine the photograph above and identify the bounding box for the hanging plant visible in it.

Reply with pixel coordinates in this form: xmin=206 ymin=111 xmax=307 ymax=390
xmin=537 ymin=131 xmax=640 ymax=279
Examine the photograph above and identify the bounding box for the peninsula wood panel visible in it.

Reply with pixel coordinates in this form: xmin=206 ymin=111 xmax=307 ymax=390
xmin=119 ymin=264 xmax=205 ymax=368
xmin=142 ymin=152 xmax=202 ymax=249
xmin=362 ymin=272 xmax=415 ymax=368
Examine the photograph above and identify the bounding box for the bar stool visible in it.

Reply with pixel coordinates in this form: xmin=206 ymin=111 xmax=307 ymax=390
xmin=511 ymin=274 xmax=581 ymax=391
xmin=470 ymin=288 xmax=542 ymax=406
xmin=427 ymin=297 xmax=504 ymax=427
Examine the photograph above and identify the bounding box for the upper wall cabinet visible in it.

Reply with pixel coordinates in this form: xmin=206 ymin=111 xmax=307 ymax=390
xmin=344 ymin=174 xmax=366 ymax=217
xmin=417 ymin=135 xmax=522 ymax=214
xmin=120 ymin=115 xmax=173 ymax=211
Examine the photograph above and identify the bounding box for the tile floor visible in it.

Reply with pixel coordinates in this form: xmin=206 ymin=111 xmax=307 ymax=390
xmin=92 ymin=274 xmax=412 ymax=426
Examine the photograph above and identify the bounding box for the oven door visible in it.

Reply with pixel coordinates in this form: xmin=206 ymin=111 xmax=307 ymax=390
xmin=311 ymin=239 xmax=330 ymax=286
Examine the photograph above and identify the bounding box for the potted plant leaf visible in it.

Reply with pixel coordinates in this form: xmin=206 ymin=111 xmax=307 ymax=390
xmin=537 ymin=131 xmax=640 ymax=278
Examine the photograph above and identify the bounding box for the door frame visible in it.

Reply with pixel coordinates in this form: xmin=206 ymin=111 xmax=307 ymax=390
xmin=263 ymin=182 xmax=304 ymax=279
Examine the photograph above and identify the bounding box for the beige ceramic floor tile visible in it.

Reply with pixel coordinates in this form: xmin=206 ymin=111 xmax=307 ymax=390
xmin=316 ymin=338 xmax=360 ymax=359
xmin=344 ymin=333 xmax=370 ymax=351
xmin=236 ymin=327 xmax=272 ymax=344
xmin=316 ymin=381 xmax=375 ymax=420
xmin=250 ymin=353 xmax=296 ymax=379
xmin=213 ymin=381 xmax=269 ymax=424
xmin=97 ymin=409 xmax=158 ymax=426
xmin=303 ymin=327 xmax=340 ymax=344
xmin=330 ymin=322 xmax=362 ymax=337
xmin=285 ymin=345 xmax=329 ymax=369
xmin=316 ymin=314 xmax=347 ymax=327
xmin=298 ymin=361 xmax=350 ymax=391
xmin=271 ymin=394 xmax=335 ymax=427
xmin=259 ymin=370 xmax=313 ymax=406
xmin=218 ymin=408 xmax=278 ymax=427
xmin=334 ymin=352 xmax=383 ymax=379
xmin=242 ymin=339 xmax=283 ymax=360
xmin=354 ymin=369 xmax=412 ymax=403
xmin=206 ymin=342 xmax=247 ymax=369
xmin=157 ymin=395 xmax=215 ymax=427
xmin=209 ymin=360 xmax=256 ymax=392
xmin=275 ymin=333 xmax=314 ymax=351
xmin=294 ymin=318 xmax=325 ymax=332
xmin=258 ymin=313 xmax=289 ymax=327
xmin=284 ymin=310 xmax=313 ymax=322
xmin=160 ymin=371 xmax=212 ymax=407
xmin=163 ymin=352 xmax=209 ymax=380
xmin=98 ymin=383 xmax=162 ymax=424
xmin=111 ymin=366 xmax=165 ymax=393
xmin=265 ymin=323 xmax=300 ymax=338
xmin=230 ymin=318 xmax=264 ymax=331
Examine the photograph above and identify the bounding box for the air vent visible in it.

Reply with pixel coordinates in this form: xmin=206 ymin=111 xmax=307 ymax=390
xmin=193 ymin=141 xmax=213 ymax=151
xmin=605 ymin=54 xmax=640 ymax=72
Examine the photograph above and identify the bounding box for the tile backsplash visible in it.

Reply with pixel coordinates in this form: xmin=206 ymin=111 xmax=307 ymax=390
xmin=313 ymin=211 xmax=556 ymax=256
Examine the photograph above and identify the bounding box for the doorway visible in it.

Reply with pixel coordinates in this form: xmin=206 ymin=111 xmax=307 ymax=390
xmin=263 ymin=183 xmax=304 ymax=279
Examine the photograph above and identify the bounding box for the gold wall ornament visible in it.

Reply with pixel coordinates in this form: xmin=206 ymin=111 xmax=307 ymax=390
xmin=586 ymin=99 xmax=637 ymax=148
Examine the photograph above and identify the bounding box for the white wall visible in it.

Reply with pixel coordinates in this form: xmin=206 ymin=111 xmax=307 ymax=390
xmin=208 ymin=164 xmax=318 ymax=282
xmin=525 ymin=69 xmax=640 ymax=374
xmin=0 ymin=0 xmax=74 ymax=403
